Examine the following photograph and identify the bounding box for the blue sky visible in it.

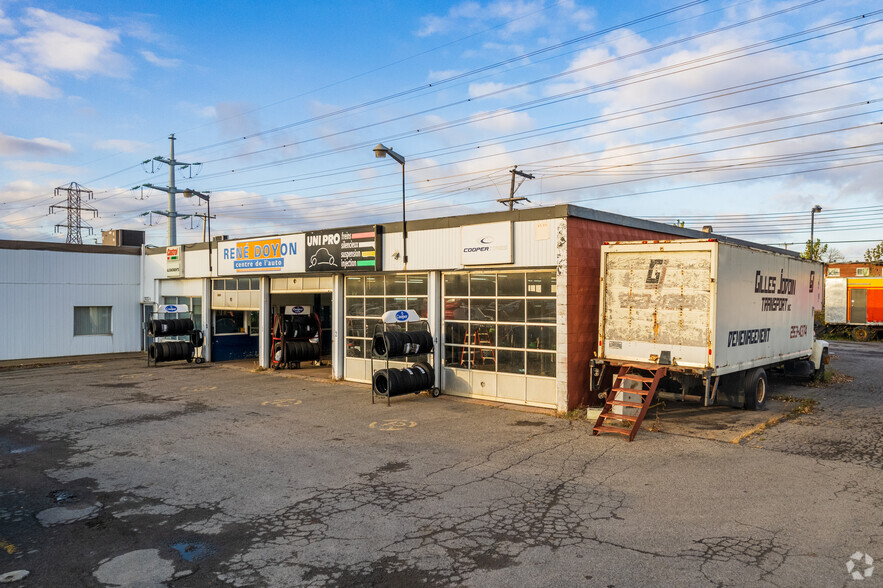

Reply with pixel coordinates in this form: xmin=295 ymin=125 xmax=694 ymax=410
xmin=1 ymin=0 xmax=881 ymax=259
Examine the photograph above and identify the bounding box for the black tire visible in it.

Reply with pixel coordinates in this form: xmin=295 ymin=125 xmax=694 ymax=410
xmin=431 ymin=387 xmax=441 ymax=398
xmin=373 ymin=370 xmax=390 ymax=396
xmin=195 ymin=357 xmax=204 ymax=364
xmin=852 ymin=326 xmax=871 ymax=342
xmin=412 ymin=361 xmax=434 ymax=389
xmin=190 ymin=330 xmax=204 ymax=348
xmin=744 ymin=368 xmax=768 ymax=410
xmin=387 ymin=369 xmax=404 ymax=397
xmin=812 ymin=348 xmax=829 ymax=382
xmin=149 ymin=343 xmax=158 ymax=361
xmin=372 ymin=333 xmax=388 ymax=358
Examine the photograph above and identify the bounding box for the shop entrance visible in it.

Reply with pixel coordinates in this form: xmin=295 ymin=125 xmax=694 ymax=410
xmin=270 ymin=292 xmax=333 ymax=363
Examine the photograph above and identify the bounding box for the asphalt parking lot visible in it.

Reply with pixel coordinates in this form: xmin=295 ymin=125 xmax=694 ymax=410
xmin=0 ymin=341 xmax=881 ymax=587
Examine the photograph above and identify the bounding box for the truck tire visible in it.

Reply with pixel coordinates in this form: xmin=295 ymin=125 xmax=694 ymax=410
xmin=744 ymin=368 xmax=768 ymax=410
xmin=852 ymin=326 xmax=871 ymax=342
xmin=812 ymin=348 xmax=829 ymax=382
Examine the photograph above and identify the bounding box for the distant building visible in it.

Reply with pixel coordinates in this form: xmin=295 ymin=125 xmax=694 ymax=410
xmin=826 ymin=262 xmax=883 ymax=278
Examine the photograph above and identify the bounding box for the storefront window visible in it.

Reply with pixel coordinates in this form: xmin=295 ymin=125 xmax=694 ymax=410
xmin=345 ymin=273 xmax=429 ymax=359
xmin=443 ymin=270 xmax=556 ymax=378
xmin=160 ymin=296 xmax=202 ymax=339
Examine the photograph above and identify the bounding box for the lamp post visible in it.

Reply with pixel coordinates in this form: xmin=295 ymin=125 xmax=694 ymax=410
xmin=182 ymin=189 xmax=213 ymax=273
xmin=810 ymin=204 xmax=822 ymax=260
xmin=373 ymin=143 xmax=407 ymax=265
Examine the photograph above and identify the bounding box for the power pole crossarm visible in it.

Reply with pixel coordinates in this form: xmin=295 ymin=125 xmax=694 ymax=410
xmin=497 ymin=166 xmax=535 ymax=211
xmin=139 ymin=134 xmax=200 ymax=246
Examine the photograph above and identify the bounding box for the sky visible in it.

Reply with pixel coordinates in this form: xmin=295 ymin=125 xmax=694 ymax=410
xmin=0 ymin=0 xmax=881 ymax=260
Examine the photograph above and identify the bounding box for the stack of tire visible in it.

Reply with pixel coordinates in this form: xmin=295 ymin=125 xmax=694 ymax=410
xmin=147 ymin=318 xmax=194 ymax=337
xmin=149 ymin=341 xmax=195 ymax=363
xmin=273 ymin=315 xmax=320 ymax=339
xmin=148 ymin=318 xmax=204 ymax=365
xmin=283 ymin=340 xmax=321 ymax=362
xmin=373 ymin=362 xmax=436 ymax=397
xmin=372 ymin=329 xmax=434 ymax=358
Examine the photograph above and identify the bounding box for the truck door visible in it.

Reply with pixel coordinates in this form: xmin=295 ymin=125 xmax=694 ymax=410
xmin=849 ymin=288 xmax=867 ymax=323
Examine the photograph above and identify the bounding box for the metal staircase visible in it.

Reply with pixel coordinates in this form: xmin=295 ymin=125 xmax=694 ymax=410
xmin=593 ymin=364 xmax=667 ymax=442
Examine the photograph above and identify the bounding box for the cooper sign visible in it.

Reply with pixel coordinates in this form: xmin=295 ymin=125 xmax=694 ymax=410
xmin=216 ymin=233 xmax=305 ymax=275
xmin=461 ymin=222 xmax=513 ymax=265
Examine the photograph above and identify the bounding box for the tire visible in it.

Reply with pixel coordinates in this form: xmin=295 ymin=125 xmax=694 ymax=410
xmin=373 ymin=370 xmax=390 ymax=396
xmin=744 ymin=368 xmax=768 ymax=410
xmin=190 ymin=330 xmax=204 ymax=348
xmin=149 ymin=343 xmax=158 ymax=361
xmin=812 ymin=348 xmax=829 ymax=382
xmin=431 ymin=387 xmax=441 ymax=398
xmin=852 ymin=326 xmax=871 ymax=342
xmin=412 ymin=361 xmax=434 ymax=389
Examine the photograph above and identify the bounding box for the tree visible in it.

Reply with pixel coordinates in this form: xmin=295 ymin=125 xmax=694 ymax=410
xmin=801 ymin=238 xmax=828 ymax=261
xmin=864 ymin=242 xmax=883 ymax=262
xmin=824 ymin=247 xmax=844 ymax=263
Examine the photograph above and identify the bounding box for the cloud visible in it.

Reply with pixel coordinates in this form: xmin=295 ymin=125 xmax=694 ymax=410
xmin=0 ymin=132 xmax=73 ymax=157
xmin=468 ymin=81 xmax=529 ymax=100
xmin=2 ymin=160 xmax=83 ymax=178
xmin=0 ymin=8 xmax=15 ymax=35
xmin=94 ymin=139 xmax=148 ymax=153
xmin=0 ymin=59 xmax=60 ymax=97
xmin=13 ymin=8 xmax=128 ymax=77
xmin=140 ymin=50 xmax=180 ymax=68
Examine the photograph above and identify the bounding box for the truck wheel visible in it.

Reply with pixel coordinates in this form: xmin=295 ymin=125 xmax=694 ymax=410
xmin=852 ymin=327 xmax=871 ymax=342
xmin=744 ymin=368 xmax=768 ymax=410
xmin=811 ymin=349 xmax=828 ymax=382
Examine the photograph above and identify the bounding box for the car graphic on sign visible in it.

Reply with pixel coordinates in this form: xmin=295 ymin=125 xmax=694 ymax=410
xmin=309 ymin=248 xmax=335 ymax=268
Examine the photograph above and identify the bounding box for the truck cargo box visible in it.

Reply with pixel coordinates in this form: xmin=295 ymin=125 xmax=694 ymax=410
xmin=598 ymin=239 xmax=823 ymax=377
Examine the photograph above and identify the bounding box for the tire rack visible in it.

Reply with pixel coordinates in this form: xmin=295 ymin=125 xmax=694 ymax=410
xmin=370 ymin=312 xmax=440 ymax=406
xmin=147 ymin=307 xmax=205 ymax=367
xmin=270 ymin=310 xmax=322 ymax=370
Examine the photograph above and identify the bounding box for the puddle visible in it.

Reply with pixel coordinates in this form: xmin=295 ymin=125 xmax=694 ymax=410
xmin=49 ymin=490 xmax=78 ymax=504
xmin=513 ymin=420 xmax=547 ymax=427
xmin=171 ymin=541 xmax=214 ymax=562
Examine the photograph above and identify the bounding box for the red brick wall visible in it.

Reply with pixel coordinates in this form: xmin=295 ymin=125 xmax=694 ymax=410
xmin=565 ymin=218 xmax=682 ymax=410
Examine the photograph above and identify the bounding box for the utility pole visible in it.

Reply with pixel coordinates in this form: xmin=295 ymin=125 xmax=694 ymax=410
xmin=497 ymin=166 xmax=534 ymax=211
xmin=49 ymin=182 xmax=98 ymax=244
xmin=141 ymin=134 xmax=200 ymax=246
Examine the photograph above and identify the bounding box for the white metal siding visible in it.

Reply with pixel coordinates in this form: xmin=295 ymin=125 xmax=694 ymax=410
xmin=0 ymin=249 xmax=141 ymax=360
xmin=379 ymin=220 xmax=560 ymax=271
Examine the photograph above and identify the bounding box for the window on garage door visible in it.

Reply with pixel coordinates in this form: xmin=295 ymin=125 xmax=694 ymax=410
xmin=443 ymin=270 xmax=556 ymax=378
xmin=344 ymin=273 xmax=428 ymax=358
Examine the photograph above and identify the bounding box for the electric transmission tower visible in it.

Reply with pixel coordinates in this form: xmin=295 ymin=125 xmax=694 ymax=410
xmin=140 ymin=134 xmax=201 ymax=246
xmin=49 ymin=182 xmax=98 ymax=244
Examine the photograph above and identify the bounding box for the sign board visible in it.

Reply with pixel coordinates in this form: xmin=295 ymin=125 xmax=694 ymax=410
xmin=216 ymin=233 xmax=305 ymax=276
xmin=461 ymin=221 xmax=513 ymax=265
xmin=381 ymin=309 xmax=421 ymax=323
xmin=284 ymin=305 xmax=312 ymax=315
xmin=166 ymin=246 xmax=184 ymax=278
xmin=305 ymin=225 xmax=382 ymax=272
xmin=156 ymin=304 xmax=189 ymax=313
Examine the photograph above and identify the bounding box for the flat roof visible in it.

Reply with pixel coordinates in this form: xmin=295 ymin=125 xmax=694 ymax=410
xmin=145 ymin=204 xmax=798 ymax=258
xmin=0 ymin=239 xmax=141 ymax=256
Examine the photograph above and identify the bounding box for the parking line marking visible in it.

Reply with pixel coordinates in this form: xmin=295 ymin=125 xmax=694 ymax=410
xmin=369 ymin=420 xmax=417 ymax=431
xmin=262 ymin=399 xmax=303 ymax=407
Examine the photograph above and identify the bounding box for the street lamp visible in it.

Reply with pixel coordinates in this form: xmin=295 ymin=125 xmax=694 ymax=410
xmin=810 ymin=204 xmax=822 ymax=260
xmin=373 ymin=143 xmax=407 ymax=264
xmin=182 ymin=189 xmax=213 ymax=272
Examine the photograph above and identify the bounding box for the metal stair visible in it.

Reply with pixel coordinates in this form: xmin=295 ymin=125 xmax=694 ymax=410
xmin=593 ymin=364 xmax=667 ymax=442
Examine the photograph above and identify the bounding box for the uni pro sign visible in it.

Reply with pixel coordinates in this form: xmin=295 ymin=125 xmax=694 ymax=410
xmin=216 ymin=234 xmax=306 ymax=276
xmin=305 ymin=225 xmax=382 ymax=272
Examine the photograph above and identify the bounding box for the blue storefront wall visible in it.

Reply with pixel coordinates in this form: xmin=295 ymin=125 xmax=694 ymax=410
xmin=212 ymin=334 xmax=259 ymax=361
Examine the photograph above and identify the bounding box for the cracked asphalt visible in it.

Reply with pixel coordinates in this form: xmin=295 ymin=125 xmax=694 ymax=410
xmin=0 ymin=343 xmax=881 ymax=587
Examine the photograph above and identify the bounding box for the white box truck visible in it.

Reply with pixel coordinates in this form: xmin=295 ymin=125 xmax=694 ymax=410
xmin=590 ymin=239 xmax=828 ymax=424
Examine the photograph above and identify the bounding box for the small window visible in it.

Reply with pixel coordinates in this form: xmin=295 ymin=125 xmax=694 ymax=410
xmin=856 ymin=267 xmax=870 ymax=277
xmin=74 ymin=306 xmax=112 ymax=336
xmin=251 ymin=277 xmax=260 ymax=289
xmin=826 ymin=268 xmax=840 ymax=277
